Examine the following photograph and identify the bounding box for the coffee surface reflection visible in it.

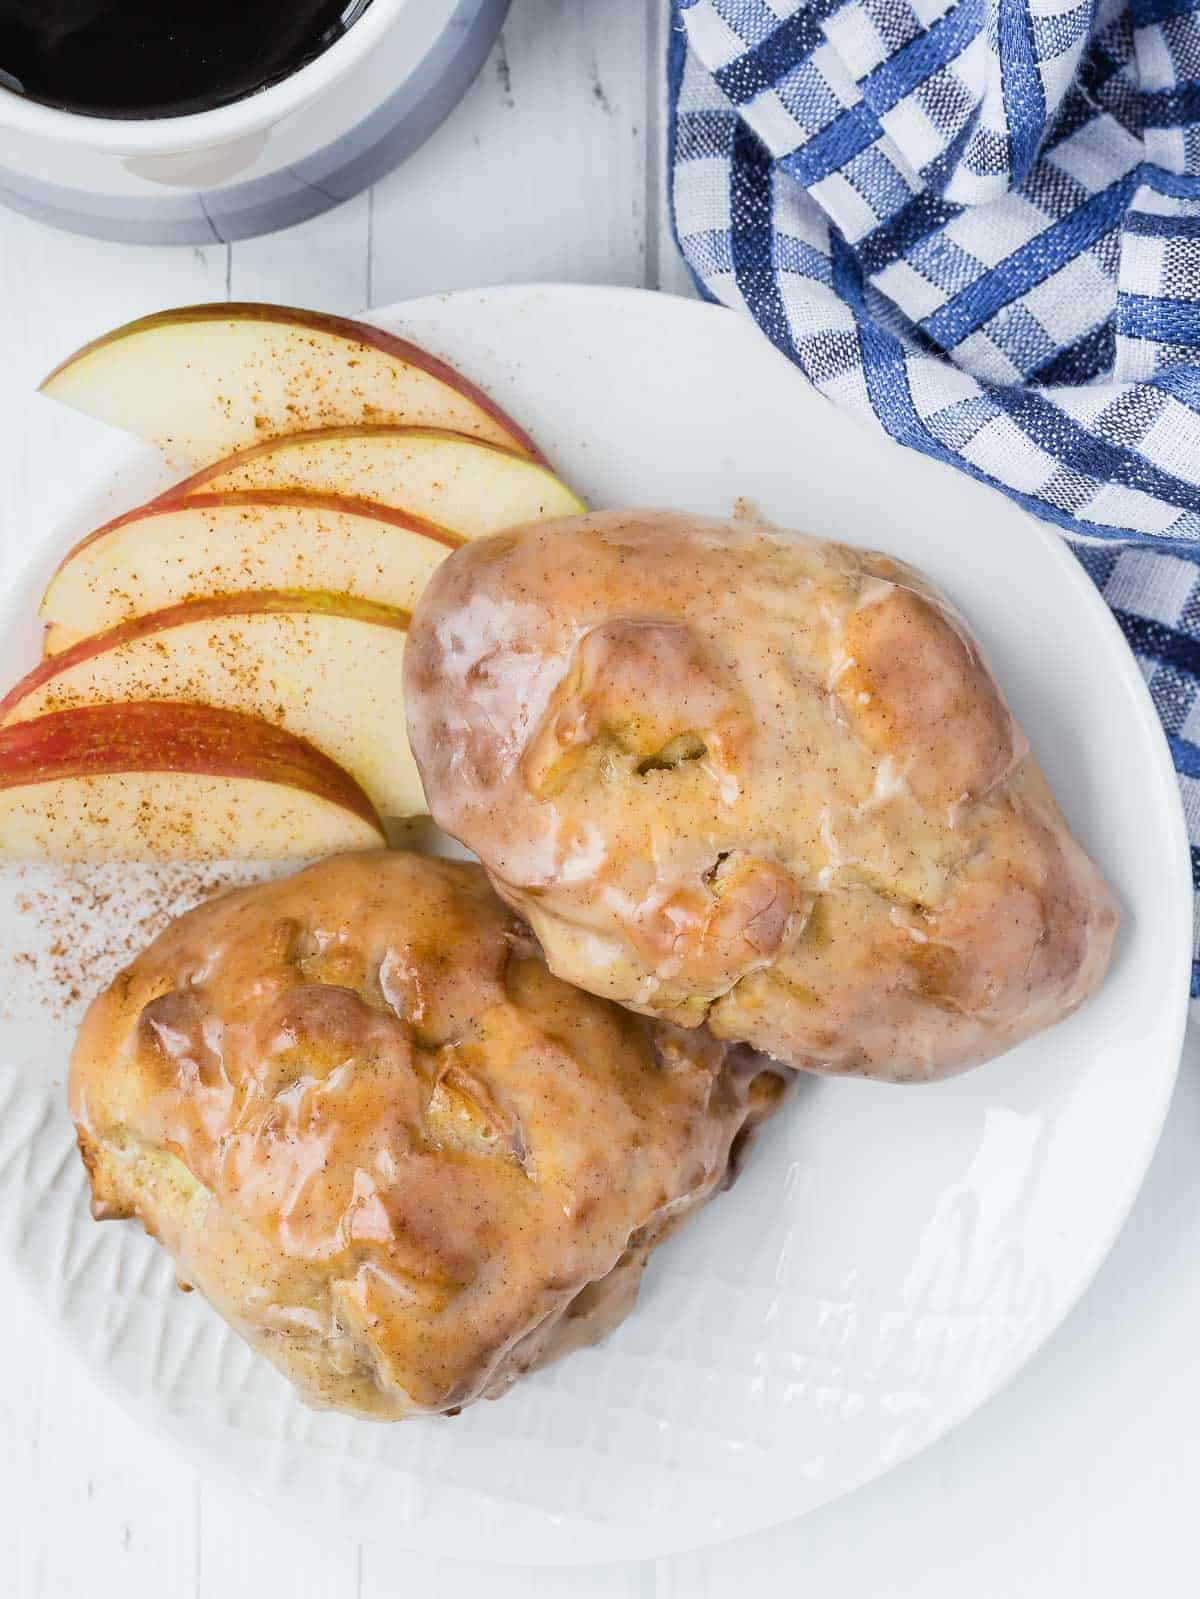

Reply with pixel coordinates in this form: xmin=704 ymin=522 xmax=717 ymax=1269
xmin=0 ymin=0 xmax=373 ymax=119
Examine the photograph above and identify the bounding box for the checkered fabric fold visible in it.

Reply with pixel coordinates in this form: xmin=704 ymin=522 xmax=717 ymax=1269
xmin=669 ymin=0 xmax=1200 ymax=992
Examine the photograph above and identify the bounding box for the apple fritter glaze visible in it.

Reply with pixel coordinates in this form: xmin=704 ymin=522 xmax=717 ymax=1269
xmin=69 ymin=852 xmax=788 ymax=1419
xmin=404 ymin=510 xmax=1119 ymax=1082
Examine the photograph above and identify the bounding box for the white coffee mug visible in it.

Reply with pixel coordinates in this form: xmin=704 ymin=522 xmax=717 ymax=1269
xmin=0 ymin=0 xmax=509 ymax=244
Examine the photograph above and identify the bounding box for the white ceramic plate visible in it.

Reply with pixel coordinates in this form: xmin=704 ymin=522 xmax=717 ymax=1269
xmin=0 ymin=286 xmax=1189 ymax=1565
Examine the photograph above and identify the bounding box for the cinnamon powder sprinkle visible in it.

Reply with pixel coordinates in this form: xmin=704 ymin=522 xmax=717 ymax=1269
xmin=1 ymin=861 xmax=276 ymax=1027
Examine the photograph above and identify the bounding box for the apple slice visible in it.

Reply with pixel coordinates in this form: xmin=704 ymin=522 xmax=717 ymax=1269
xmin=174 ymin=427 xmax=584 ymax=537
xmin=40 ymin=303 xmax=545 ymax=465
xmin=0 ymin=703 xmax=385 ymax=861
xmin=1 ymin=592 xmax=422 ymax=818
xmin=40 ymin=492 xmax=463 ymax=653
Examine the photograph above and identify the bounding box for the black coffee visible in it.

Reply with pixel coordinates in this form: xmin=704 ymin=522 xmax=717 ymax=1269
xmin=0 ymin=0 xmax=374 ymax=119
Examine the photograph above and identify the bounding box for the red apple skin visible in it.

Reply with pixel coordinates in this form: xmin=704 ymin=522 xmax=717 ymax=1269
xmin=0 ymin=702 xmax=385 ymax=836
xmin=167 ymin=423 xmax=537 ymax=500
xmin=44 ymin=488 xmax=464 ymax=595
xmin=0 ymin=589 xmax=412 ymax=726
xmin=40 ymin=303 xmax=548 ymax=466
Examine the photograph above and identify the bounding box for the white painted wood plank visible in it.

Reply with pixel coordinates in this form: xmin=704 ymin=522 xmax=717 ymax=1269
xmin=0 ymin=209 xmax=227 ymax=392
xmin=2 ymin=1284 xmax=48 ymax=1595
xmin=650 ymin=1 xmax=700 ymax=300
xmin=361 ymin=1547 xmax=656 ymax=1599
xmin=5 ymin=1281 xmax=200 ymax=1599
xmin=196 ymin=1481 xmax=359 ymax=1599
xmin=368 ymin=0 xmax=652 ymax=307
xmin=228 ymin=192 xmax=372 ymax=315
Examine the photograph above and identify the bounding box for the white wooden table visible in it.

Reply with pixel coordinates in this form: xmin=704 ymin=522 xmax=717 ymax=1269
xmin=2 ymin=5 xmax=1198 ymax=1593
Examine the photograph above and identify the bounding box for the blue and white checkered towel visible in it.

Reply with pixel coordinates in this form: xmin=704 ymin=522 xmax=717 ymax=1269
xmin=669 ymin=0 xmax=1200 ymax=992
